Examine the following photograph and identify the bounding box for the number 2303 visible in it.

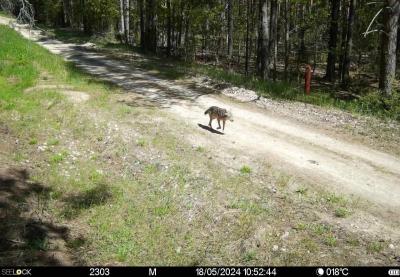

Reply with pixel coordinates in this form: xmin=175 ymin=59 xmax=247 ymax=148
xmin=89 ymin=268 xmax=110 ymax=276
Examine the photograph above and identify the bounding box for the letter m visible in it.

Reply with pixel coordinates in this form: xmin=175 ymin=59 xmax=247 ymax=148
xmin=149 ymin=268 xmax=157 ymax=276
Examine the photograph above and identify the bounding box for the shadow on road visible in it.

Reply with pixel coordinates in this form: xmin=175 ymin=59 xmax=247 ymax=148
xmin=197 ymin=123 xmax=224 ymax=135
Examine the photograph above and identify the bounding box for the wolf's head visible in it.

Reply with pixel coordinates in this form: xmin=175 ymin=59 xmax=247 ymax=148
xmin=226 ymin=110 xmax=234 ymax=122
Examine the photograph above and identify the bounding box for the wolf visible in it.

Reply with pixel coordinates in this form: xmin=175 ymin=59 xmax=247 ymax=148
xmin=204 ymin=106 xmax=233 ymax=131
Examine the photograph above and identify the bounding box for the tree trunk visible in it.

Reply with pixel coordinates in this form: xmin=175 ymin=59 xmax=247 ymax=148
xmin=167 ymin=0 xmax=172 ymax=56
xmin=245 ymin=0 xmax=251 ymax=75
xmin=139 ymin=0 xmax=145 ymax=49
xmin=82 ymin=0 xmax=92 ymax=35
xmin=341 ymin=0 xmax=356 ymax=87
xmin=284 ymin=0 xmax=290 ymax=80
xmin=270 ymin=0 xmax=278 ymax=81
xmin=62 ymin=0 xmax=71 ymax=27
xmin=119 ymin=0 xmax=125 ymax=39
xmin=177 ymin=0 xmax=183 ymax=48
xmin=325 ymin=0 xmax=340 ymax=82
xmin=145 ymin=0 xmax=157 ymax=52
xmin=338 ymin=0 xmax=348 ymax=80
xmin=227 ymin=0 xmax=233 ymax=61
xmin=124 ymin=0 xmax=130 ymax=44
xmin=257 ymin=0 xmax=270 ymax=80
xmin=379 ymin=0 xmax=400 ymax=97
xmin=297 ymin=4 xmax=306 ymax=63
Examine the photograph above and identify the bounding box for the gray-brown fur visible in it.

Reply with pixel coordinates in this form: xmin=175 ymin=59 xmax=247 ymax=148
xmin=204 ymin=106 xmax=233 ymax=131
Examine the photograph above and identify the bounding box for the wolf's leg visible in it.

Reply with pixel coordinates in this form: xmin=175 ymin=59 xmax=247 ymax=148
xmin=217 ymin=119 xmax=221 ymax=129
xmin=223 ymin=120 xmax=225 ymax=131
xmin=208 ymin=116 xmax=212 ymax=128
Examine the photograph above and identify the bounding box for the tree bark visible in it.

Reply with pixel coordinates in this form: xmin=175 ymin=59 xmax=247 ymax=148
xmin=124 ymin=0 xmax=130 ymax=44
xmin=245 ymin=0 xmax=251 ymax=75
xmin=338 ymin=0 xmax=348 ymax=80
xmin=379 ymin=0 xmax=400 ymax=96
xmin=270 ymin=0 xmax=278 ymax=81
xmin=145 ymin=0 xmax=157 ymax=52
xmin=297 ymin=4 xmax=306 ymax=63
xmin=119 ymin=0 xmax=125 ymax=39
xmin=325 ymin=0 xmax=340 ymax=82
xmin=341 ymin=0 xmax=356 ymax=87
xmin=284 ymin=0 xmax=290 ymax=80
xmin=62 ymin=0 xmax=71 ymax=27
xmin=257 ymin=0 xmax=270 ymax=80
xmin=167 ymin=0 xmax=172 ymax=56
xmin=227 ymin=0 xmax=233 ymax=60
xmin=139 ymin=0 xmax=145 ymax=49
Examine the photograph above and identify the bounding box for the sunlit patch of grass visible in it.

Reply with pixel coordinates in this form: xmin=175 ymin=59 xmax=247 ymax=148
xmin=49 ymin=150 xmax=69 ymax=164
xmin=335 ymin=207 xmax=350 ymax=218
xmin=240 ymin=165 xmax=251 ymax=174
xmin=324 ymin=234 xmax=338 ymax=247
xmin=367 ymin=241 xmax=384 ymax=253
xmin=29 ymin=138 xmax=38 ymax=145
xmin=47 ymin=138 xmax=60 ymax=146
xmin=137 ymin=138 xmax=146 ymax=147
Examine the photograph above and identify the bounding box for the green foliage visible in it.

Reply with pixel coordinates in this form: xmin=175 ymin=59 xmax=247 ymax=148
xmin=240 ymin=165 xmax=251 ymax=174
xmin=357 ymin=90 xmax=400 ymax=121
xmin=334 ymin=207 xmax=349 ymax=218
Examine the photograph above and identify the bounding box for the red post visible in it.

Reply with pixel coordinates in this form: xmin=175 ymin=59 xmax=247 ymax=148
xmin=304 ymin=64 xmax=312 ymax=95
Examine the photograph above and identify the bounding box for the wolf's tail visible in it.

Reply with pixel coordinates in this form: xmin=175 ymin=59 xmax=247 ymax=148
xmin=204 ymin=107 xmax=211 ymax=115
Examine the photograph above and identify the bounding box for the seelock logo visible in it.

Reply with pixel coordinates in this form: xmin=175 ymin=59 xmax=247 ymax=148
xmin=1 ymin=269 xmax=32 ymax=276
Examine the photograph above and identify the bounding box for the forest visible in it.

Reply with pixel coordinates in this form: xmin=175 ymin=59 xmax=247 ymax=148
xmin=2 ymin=0 xmax=400 ymax=119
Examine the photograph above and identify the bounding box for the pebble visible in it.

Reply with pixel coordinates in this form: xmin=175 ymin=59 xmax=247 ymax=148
xmin=281 ymin=231 xmax=289 ymax=240
xmin=272 ymin=245 xmax=279 ymax=251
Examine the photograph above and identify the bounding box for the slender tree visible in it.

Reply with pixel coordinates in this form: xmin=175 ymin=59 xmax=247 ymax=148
xmin=270 ymin=0 xmax=278 ymax=81
xmin=245 ymin=0 xmax=251 ymax=75
xmin=341 ymin=0 xmax=356 ymax=87
xmin=338 ymin=0 xmax=348 ymax=79
xmin=227 ymin=0 xmax=233 ymax=61
xmin=167 ymin=0 xmax=172 ymax=56
xmin=284 ymin=0 xmax=290 ymax=80
xmin=124 ymin=0 xmax=130 ymax=44
xmin=325 ymin=0 xmax=340 ymax=82
xmin=119 ymin=0 xmax=125 ymax=40
xmin=257 ymin=0 xmax=270 ymax=80
xmin=379 ymin=0 xmax=400 ymax=97
xmin=139 ymin=0 xmax=145 ymax=49
xmin=145 ymin=0 xmax=157 ymax=52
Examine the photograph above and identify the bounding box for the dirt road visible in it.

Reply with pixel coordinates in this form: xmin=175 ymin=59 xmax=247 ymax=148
xmin=2 ymin=17 xmax=399 ymax=212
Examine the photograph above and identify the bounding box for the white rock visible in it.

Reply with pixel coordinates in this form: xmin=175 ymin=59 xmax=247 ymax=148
xmin=281 ymin=231 xmax=289 ymax=240
xmin=272 ymin=245 xmax=279 ymax=251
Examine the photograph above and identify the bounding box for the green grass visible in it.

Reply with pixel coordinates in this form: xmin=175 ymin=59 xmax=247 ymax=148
xmin=49 ymin=150 xmax=69 ymax=164
xmin=240 ymin=165 xmax=252 ymax=174
xmin=367 ymin=241 xmax=384 ymax=253
xmin=136 ymin=138 xmax=146 ymax=147
xmin=0 ymin=10 xmax=12 ymax=18
xmin=334 ymin=207 xmax=350 ymax=218
xmin=324 ymin=234 xmax=338 ymax=247
xmin=47 ymin=138 xmax=60 ymax=146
